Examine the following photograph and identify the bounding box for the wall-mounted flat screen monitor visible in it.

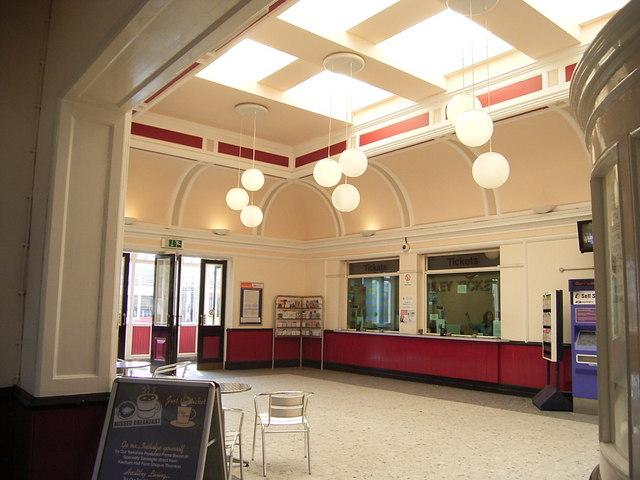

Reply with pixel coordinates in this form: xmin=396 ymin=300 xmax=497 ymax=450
xmin=577 ymin=220 xmax=594 ymax=253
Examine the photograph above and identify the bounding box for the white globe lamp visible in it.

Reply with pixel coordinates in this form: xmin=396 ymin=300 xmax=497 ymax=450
xmin=240 ymin=204 xmax=263 ymax=227
xmin=225 ymin=187 xmax=249 ymax=210
xmin=241 ymin=168 xmax=264 ymax=191
xmin=472 ymin=151 xmax=510 ymax=189
xmin=446 ymin=94 xmax=482 ymax=126
xmin=455 ymin=109 xmax=494 ymax=147
xmin=332 ymin=183 xmax=360 ymax=212
xmin=339 ymin=148 xmax=368 ymax=177
xmin=313 ymin=158 xmax=342 ymax=187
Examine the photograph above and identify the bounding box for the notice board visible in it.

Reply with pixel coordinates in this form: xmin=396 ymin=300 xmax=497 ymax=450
xmin=92 ymin=377 xmax=227 ymax=480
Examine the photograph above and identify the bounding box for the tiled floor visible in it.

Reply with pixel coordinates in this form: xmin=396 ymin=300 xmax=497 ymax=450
xmin=173 ymin=367 xmax=599 ymax=480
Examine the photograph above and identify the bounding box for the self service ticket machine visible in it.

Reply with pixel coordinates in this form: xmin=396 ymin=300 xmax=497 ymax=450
xmin=569 ymin=278 xmax=597 ymax=414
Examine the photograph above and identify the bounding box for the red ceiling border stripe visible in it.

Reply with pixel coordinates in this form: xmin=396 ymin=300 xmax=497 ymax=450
xmin=477 ymin=75 xmax=543 ymax=107
xmin=360 ymin=113 xmax=429 ymax=147
xmin=295 ymin=141 xmax=347 ymax=168
xmin=218 ymin=142 xmax=289 ymax=167
xmin=131 ymin=122 xmax=203 ymax=149
xmin=144 ymin=62 xmax=201 ymax=104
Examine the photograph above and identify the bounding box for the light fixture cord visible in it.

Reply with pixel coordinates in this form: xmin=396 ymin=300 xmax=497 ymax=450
xmin=252 ymin=110 xmax=257 ymax=168
xmin=469 ymin=2 xmax=476 ymax=98
xmin=345 ymin=61 xmax=353 ymax=149
xmin=236 ymin=118 xmax=244 ymax=187
xmin=485 ymin=15 xmax=493 ymax=152
xmin=327 ymin=80 xmax=333 ymax=158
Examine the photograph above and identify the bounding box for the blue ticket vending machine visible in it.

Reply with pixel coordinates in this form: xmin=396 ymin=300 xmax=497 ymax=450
xmin=569 ymin=278 xmax=597 ymax=414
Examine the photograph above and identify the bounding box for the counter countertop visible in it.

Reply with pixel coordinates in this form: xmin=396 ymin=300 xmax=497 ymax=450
xmin=332 ymin=329 xmax=505 ymax=342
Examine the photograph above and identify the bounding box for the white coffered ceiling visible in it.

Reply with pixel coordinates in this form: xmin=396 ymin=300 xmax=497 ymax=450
xmin=134 ymin=0 xmax=627 ymax=151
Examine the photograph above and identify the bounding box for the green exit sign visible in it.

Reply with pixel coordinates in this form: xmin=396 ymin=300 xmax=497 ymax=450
xmin=161 ymin=238 xmax=183 ymax=249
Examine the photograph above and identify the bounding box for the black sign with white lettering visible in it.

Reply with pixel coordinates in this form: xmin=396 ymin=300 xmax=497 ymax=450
xmin=93 ymin=377 xmax=226 ymax=480
xmin=428 ymin=252 xmax=499 ymax=270
xmin=349 ymin=258 xmax=399 ymax=275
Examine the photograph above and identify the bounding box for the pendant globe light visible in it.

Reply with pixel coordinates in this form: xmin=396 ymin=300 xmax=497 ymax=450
xmin=225 ymin=106 xmax=250 ymax=211
xmin=225 ymin=187 xmax=249 ymax=211
xmin=332 ymin=182 xmax=360 ymax=212
xmin=455 ymin=109 xmax=493 ymax=146
xmin=323 ymin=53 xmax=368 ymax=179
xmin=472 ymin=150 xmax=509 ymax=188
xmin=235 ymin=103 xmax=267 ymax=192
xmin=446 ymin=0 xmax=499 ymax=148
xmin=312 ymin=63 xmax=342 ymax=188
xmin=234 ymin=103 xmax=267 ymax=227
xmin=446 ymin=93 xmax=482 ymax=126
xmin=313 ymin=158 xmax=342 ymax=187
xmin=240 ymin=204 xmax=263 ymax=228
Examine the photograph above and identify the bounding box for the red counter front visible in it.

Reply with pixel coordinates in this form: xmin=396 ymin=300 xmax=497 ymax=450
xmin=225 ymin=328 xmax=571 ymax=392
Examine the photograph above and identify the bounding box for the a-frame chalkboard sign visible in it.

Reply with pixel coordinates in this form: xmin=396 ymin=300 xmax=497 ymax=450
xmin=92 ymin=377 xmax=227 ymax=480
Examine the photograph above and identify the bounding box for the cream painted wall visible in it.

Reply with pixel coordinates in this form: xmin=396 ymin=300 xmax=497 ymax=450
xmin=500 ymin=237 xmax=594 ymax=345
xmin=230 ymin=256 xmax=307 ymax=328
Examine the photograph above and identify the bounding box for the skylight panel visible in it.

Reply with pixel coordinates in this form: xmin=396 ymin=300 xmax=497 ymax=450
xmin=196 ymin=39 xmax=297 ymax=85
xmin=525 ymin=0 xmax=629 ymax=26
xmin=278 ymin=0 xmax=399 ymax=33
xmin=377 ymin=10 xmax=514 ymax=78
xmin=285 ymin=71 xmax=395 ymax=120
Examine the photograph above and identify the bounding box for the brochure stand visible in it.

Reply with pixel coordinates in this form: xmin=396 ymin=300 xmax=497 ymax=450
xmin=533 ymin=290 xmax=572 ymax=411
xmin=273 ymin=295 xmax=323 ymax=369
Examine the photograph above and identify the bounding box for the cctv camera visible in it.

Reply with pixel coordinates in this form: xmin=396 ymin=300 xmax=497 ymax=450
xmin=401 ymin=236 xmax=410 ymax=253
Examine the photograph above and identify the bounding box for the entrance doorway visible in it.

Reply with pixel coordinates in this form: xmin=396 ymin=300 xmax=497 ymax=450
xmin=117 ymin=252 xmax=228 ymax=371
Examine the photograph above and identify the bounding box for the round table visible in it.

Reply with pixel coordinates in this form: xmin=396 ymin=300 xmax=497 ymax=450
xmin=218 ymin=382 xmax=252 ymax=394
xmin=115 ymin=360 xmax=151 ymax=376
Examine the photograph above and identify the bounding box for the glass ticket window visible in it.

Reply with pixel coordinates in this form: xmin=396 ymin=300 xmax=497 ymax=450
xmin=426 ymin=252 xmax=500 ymax=336
xmin=347 ymin=259 xmax=399 ymax=331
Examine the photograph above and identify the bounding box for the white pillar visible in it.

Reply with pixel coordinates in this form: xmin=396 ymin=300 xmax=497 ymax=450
xmin=21 ymin=101 xmax=130 ymax=397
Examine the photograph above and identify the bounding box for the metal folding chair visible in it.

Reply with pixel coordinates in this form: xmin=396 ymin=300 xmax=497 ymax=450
xmin=251 ymin=391 xmax=313 ymax=476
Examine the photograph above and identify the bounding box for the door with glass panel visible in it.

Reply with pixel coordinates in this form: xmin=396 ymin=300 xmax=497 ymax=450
xmin=150 ymin=254 xmax=180 ymax=372
xmin=117 ymin=253 xmax=131 ymax=360
xmin=197 ymin=260 xmax=227 ymax=369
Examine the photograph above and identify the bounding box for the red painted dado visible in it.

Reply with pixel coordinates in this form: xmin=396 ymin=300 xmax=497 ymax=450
xmin=359 ymin=113 xmax=429 ymax=147
xmin=218 ymin=141 xmax=289 ymax=167
xmin=499 ymin=343 xmax=572 ymax=391
xmin=295 ymin=140 xmax=347 ymax=168
xmin=301 ymin=337 xmax=322 ymax=362
xmin=225 ymin=329 xmax=572 ymax=391
xmin=324 ymin=331 xmax=499 ymax=383
xmin=131 ymin=122 xmax=203 ymax=149
xmin=226 ymin=329 xmax=272 ymax=362
xmin=478 ymin=75 xmax=543 ymax=108
xmin=274 ymin=336 xmax=301 ymax=362
xmin=323 ymin=331 xmax=572 ymax=390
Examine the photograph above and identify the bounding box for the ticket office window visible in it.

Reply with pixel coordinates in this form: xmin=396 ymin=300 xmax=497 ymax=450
xmin=347 ymin=259 xmax=399 ymax=331
xmin=426 ymin=252 xmax=500 ymax=337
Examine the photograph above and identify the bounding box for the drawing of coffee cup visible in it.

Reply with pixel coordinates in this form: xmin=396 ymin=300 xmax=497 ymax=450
xmin=176 ymin=405 xmax=196 ymax=425
xmin=137 ymin=393 xmax=159 ymax=418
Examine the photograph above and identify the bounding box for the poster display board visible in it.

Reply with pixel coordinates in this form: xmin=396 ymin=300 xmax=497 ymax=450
xmin=240 ymin=282 xmax=263 ymax=324
xmin=93 ymin=377 xmax=226 ymax=480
